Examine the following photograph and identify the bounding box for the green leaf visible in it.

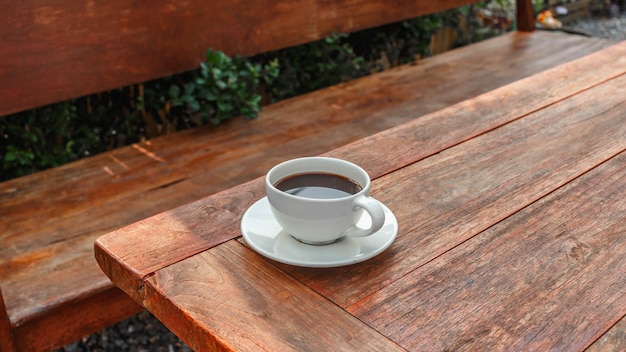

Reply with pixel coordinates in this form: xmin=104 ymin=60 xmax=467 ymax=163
xmin=216 ymin=80 xmax=227 ymax=90
xmin=65 ymin=140 xmax=75 ymax=153
xmin=217 ymin=101 xmax=233 ymax=112
xmin=182 ymin=84 xmax=196 ymax=98
xmin=169 ymin=85 xmax=180 ymax=99
xmin=4 ymin=151 xmax=16 ymax=162
xmin=205 ymin=50 xmax=223 ymax=65
xmin=18 ymin=151 xmax=35 ymax=165
xmin=249 ymin=94 xmax=262 ymax=105
xmin=189 ymin=100 xmax=201 ymax=112
xmin=204 ymin=92 xmax=216 ymax=101
xmin=211 ymin=68 xmax=222 ymax=78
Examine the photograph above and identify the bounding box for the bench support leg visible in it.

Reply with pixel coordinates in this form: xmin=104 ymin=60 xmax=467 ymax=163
xmin=0 ymin=288 xmax=16 ymax=352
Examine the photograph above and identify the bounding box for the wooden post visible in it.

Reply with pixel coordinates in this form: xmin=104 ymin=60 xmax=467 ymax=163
xmin=517 ymin=0 xmax=536 ymax=31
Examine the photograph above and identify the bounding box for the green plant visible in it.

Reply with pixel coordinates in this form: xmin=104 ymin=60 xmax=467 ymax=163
xmin=1 ymin=102 xmax=94 ymax=180
xmin=167 ymin=49 xmax=279 ymax=124
xmin=259 ymin=33 xmax=366 ymax=100
xmin=0 ymin=89 xmax=147 ymax=181
xmin=138 ymin=49 xmax=279 ymax=126
xmin=350 ymin=9 xmax=462 ymax=71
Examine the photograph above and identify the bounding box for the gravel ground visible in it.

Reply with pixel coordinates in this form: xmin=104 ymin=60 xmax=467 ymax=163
xmin=53 ymin=12 xmax=624 ymax=352
xmin=567 ymin=11 xmax=626 ymax=41
xmin=56 ymin=310 xmax=192 ymax=352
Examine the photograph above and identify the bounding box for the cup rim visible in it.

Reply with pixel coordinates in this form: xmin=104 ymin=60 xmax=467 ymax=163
xmin=266 ymin=157 xmax=371 ymax=202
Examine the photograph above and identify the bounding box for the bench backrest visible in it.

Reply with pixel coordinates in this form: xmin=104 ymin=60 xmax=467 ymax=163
xmin=0 ymin=0 xmax=534 ymax=117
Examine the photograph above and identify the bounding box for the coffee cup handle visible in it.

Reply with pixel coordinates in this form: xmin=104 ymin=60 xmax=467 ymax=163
xmin=344 ymin=195 xmax=385 ymax=238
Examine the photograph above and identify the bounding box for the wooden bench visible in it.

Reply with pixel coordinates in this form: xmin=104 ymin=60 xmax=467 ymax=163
xmin=0 ymin=1 xmax=613 ymax=351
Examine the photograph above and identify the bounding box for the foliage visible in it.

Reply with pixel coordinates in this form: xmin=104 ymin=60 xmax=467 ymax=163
xmin=138 ymin=50 xmax=279 ymax=129
xmin=255 ymin=33 xmax=366 ymax=101
xmin=1 ymin=99 xmax=141 ymax=180
xmin=187 ymin=50 xmax=279 ymax=123
xmin=349 ymin=14 xmax=442 ymax=71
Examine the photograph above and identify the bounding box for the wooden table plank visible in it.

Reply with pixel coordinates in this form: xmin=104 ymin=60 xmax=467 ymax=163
xmin=143 ymin=240 xmax=406 ymax=352
xmin=94 ymin=41 xmax=626 ymax=303
xmin=327 ymin=40 xmax=626 ymax=175
xmin=587 ymin=315 xmax=626 ymax=351
xmin=92 ymin=42 xmax=626 ymax=351
xmin=275 ymin=73 xmax=626 ymax=308
xmin=349 ymin=151 xmax=626 ymax=351
xmin=95 ymin=179 xmax=264 ymax=303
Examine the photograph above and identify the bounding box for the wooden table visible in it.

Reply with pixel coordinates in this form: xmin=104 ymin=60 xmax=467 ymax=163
xmin=95 ymin=41 xmax=626 ymax=351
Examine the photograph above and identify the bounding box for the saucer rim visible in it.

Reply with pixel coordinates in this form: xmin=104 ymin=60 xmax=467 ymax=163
xmin=241 ymin=197 xmax=398 ymax=268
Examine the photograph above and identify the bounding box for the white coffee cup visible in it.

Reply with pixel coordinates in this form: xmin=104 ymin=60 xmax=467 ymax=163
xmin=266 ymin=157 xmax=385 ymax=245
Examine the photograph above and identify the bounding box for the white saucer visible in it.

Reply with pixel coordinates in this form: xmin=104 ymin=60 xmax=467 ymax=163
xmin=241 ymin=197 xmax=398 ymax=268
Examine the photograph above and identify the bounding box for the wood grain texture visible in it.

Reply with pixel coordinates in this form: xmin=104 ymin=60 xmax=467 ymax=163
xmin=11 ymin=288 xmax=141 ymax=352
xmin=89 ymin=43 xmax=625 ymax=350
xmin=0 ymin=0 xmax=609 ymax=349
xmin=587 ymin=315 xmax=626 ymax=352
xmin=349 ymin=151 xmax=626 ymax=351
xmin=5 ymin=33 xmax=614 ymax=244
xmin=5 ymin=30 xmax=604 ymax=339
xmin=143 ymin=240 xmax=406 ymax=352
xmin=278 ymin=72 xmax=626 ymax=308
xmin=0 ymin=34 xmax=614 ymax=348
xmin=0 ymin=0 xmax=486 ymax=116
xmin=326 ymin=39 xmax=626 ymax=177
xmin=95 ymin=178 xmax=265 ymax=304
xmin=93 ymin=39 xmax=624 ymax=304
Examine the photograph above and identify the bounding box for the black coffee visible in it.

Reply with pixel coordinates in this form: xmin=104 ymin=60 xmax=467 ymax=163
xmin=275 ymin=172 xmax=362 ymax=199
